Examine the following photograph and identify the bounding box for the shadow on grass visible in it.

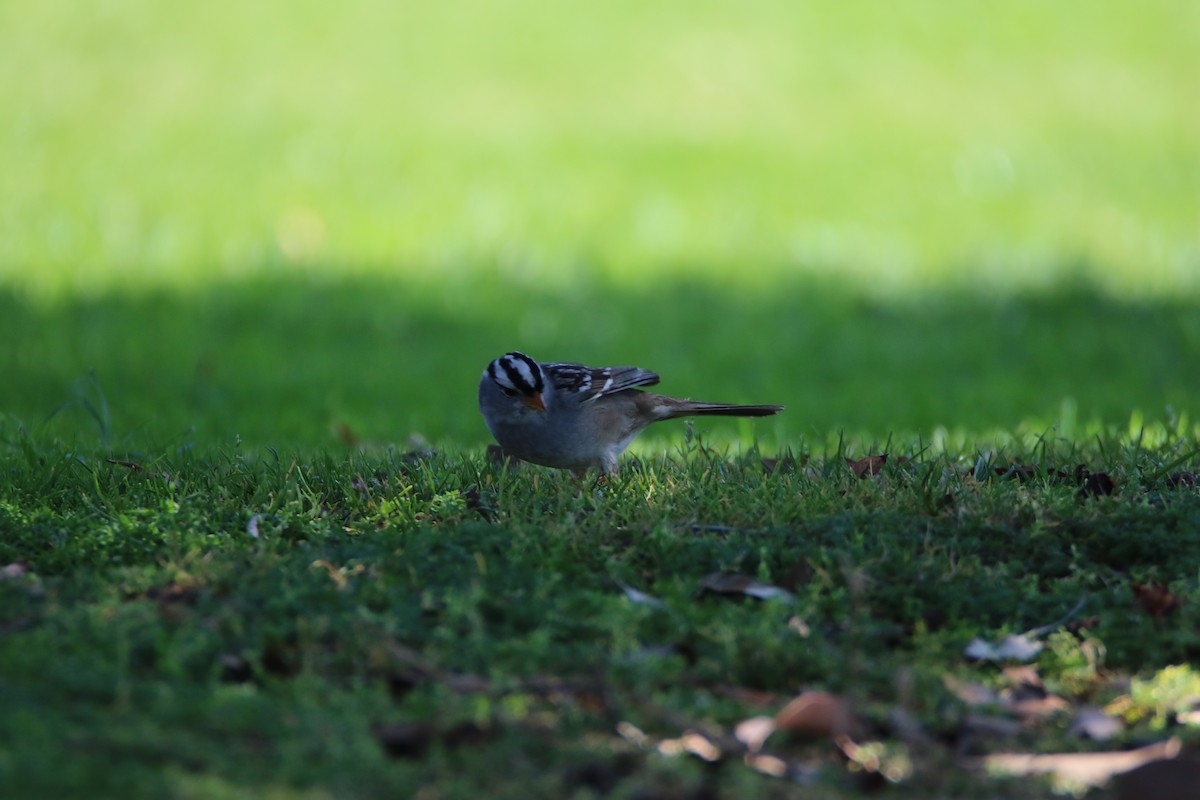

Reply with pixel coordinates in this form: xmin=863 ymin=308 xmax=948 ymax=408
xmin=2 ymin=265 xmax=1198 ymax=450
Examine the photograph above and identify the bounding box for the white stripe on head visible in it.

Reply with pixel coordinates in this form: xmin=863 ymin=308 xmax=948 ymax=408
xmin=490 ymin=352 xmax=544 ymax=395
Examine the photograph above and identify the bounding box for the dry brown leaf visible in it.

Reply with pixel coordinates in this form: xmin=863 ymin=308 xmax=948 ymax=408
xmin=1005 ymin=692 xmax=1070 ymax=720
xmin=1069 ymin=707 xmax=1124 ymax=742
xmin=947 ymin=671 xmax=1067 ymax=720
xmin=1 ymin=561 xmax=30 ymax=580
xmin=734 ymin=716 xmax=777 ymax=753
xmin=744 ymin=752 xmax=790 ymax=778
xmin=971 ymin=737 xmax=1181 ymax=789
xmin=774 ymin=690 xmax=858 ymax=739
xmin=658 ymin=731 xmax=721 ymax=762
xmin=1001 ymin=664 xmax=1043 ymax=687
xmin=847 ymin=454 xmax=887 ymax=478
xmin=696 ymin=571 xmax=794 ymax=603
xmin=761 ymin=456 xmax=797 ymax=474
xmin=943 ymin=675 xmax=999 ymax=707
xmin=1130 ymin=580 xmax=1183 ymax=619
xmin=1001 ymin=667 xmax=1069 ymax=719
xmin=1079 ymin=470 xmax=1116 ymax=499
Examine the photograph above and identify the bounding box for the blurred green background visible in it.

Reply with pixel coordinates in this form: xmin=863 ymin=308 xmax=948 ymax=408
xmin=2 ymin=1 xmax=1197 ymax=451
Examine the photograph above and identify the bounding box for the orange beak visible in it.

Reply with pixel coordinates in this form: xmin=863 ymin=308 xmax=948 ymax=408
xmin=521 ymin=392 xmax=546 ymax=412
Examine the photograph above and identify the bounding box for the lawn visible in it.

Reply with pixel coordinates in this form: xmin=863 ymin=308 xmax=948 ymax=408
xmin=2 ymin=1 xmax=1199 ymax=797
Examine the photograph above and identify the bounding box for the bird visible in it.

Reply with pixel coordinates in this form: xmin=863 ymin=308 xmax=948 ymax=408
xmin=478 ymin=351 xmax=783 ymax=475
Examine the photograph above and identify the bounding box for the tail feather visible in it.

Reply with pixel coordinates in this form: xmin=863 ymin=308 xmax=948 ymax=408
xmin=666 ymin=401 xmax=784 ymax=419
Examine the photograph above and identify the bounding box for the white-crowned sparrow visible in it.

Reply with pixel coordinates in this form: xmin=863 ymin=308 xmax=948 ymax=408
xmin=478 ymin=351 xmax=784 ymax=475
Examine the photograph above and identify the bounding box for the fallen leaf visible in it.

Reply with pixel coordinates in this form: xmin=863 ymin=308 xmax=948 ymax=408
xmin=943 ymin=675 xmax=999 ymax=707
xmin=761 ymin=457 xmax=791 ymax=474
xmin=658 ymin=731 xmax=721 ymax=762
xmin=787 ymin=615 xmax=812 ymax=637
xmin=734 ymin=716 xmax=776 ymax=753
xmin=774 ymin=691 xmax=858 ymax=738
xmin=1001 ymin=664 xmax=1043 ymax=687
xmin=1005 ymin=691 xmax=1070 ymax=720
xmin=744 ymin=752 xmax=790 ymax=778
xmin=836 ymin=735 xmax=913 ymax=784
xmin=615 ymin=581 xmax=667 ymax=610
xmin=1130 ymin=581 xmax=1183 ymax=619
xmin=697 ymin=571 xmax=794 ymax=603
xmin=1001 ymin=667 xmax=1069 ymax=719
xmin=847 ymin=454 xmax=887 ymax=478
xmin=971 ymin=737 xmax=1181 ymax=789
xmin=106 ymin=458 xmax=145 ymax=472
xmin=1079 ymin=471 xmax=1116 ymax=499
xmin=616 ymin=721 xmax=652 ymax=748
xmin=1069 ymin=707 xmax=1124 ymax=741
xmin=964 ymin=633 xmax=1043 ymax=662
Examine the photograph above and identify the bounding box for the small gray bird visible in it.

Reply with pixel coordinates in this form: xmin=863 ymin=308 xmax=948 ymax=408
xmin=478 ymin=351 xmax=783 ymax=475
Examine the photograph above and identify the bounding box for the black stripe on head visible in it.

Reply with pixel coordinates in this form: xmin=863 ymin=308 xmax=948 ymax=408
xmin=496 ymin=352 xmax=543 ymax=395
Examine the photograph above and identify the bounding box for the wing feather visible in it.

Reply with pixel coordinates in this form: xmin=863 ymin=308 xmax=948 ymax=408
xmin=544 ymin=362 xmax=660 ymax=402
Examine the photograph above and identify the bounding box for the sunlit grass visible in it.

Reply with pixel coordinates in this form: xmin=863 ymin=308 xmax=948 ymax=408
xmin=2 ymin=0 xmax=1197 ymax=300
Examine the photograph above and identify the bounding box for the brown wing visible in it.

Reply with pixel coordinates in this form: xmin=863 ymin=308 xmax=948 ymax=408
xmin=543 ymin=362 xmax=661 ymax=402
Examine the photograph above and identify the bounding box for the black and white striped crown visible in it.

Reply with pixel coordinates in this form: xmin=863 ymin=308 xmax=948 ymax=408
xmin=486 ymin=352 xmax=661 ymax=402
xmin=486 ymin=352 xmax=545 ymax=398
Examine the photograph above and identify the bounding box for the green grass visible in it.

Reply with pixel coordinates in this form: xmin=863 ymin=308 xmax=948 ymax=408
xmin=2 ymin=433 xmax=1199 ymax=798
xmin=3 ymin=0 xmax=1198 ymax=300
xmin=3 ymin=1 xmax=1200 ymax=797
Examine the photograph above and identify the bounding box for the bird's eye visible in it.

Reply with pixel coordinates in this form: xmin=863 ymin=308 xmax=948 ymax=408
xmin=500 ymin=387 xmax=517 ymax=397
